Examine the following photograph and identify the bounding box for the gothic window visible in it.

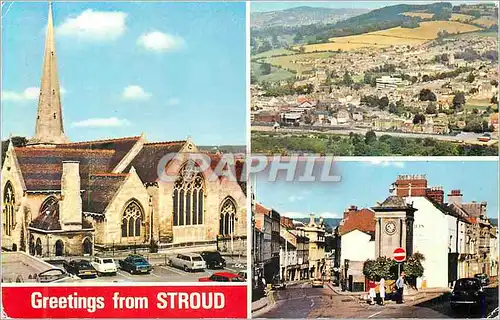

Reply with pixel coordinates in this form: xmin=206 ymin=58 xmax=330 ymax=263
xmin=3 ymin=182 xmax=15 ymax=236
xmin=121 ymin=200 xmax=143 ymax=238
xmin=219 ymin=198 xmax=236 ymax=236
xmin=40 ymin=196 xmax=58 ymax=216
xmin=173 ymin=161 xmax=205 ymax=226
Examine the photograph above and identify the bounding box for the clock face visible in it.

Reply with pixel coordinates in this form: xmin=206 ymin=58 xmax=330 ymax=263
xmin=385 ymin=221 xmax=397 ymax=235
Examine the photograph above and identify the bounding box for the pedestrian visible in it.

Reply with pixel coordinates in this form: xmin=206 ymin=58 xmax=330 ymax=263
xmin=368 ymin=279 xmax=376 ymax=305
xmin=395 ymin=271 xmax=405 ymax=304
xmin=379 ymin=277 xmax=386 ymax=306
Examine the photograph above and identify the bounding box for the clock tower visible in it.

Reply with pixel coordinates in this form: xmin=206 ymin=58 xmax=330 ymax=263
xmin=372 ymin=190 xmax=417 ymax=259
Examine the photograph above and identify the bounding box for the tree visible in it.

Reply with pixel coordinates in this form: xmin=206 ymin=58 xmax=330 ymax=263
xmin=388 ymin=102 xmax=397 ymax=114
xmin=364 ymin=73 xmax=372 ymax=85
xmin=419 ymin=89 xmax=436 ymax=102
xmin=425 ymin=102 xmax=437 ymax=114
xmin=413 ymin=114 xmax=426 ymax=124
xmin=452 ymin=92 xmax=466 ymax=110
xmin=260 ymin=63 xmax=272 ymax=75
xmin=466 ymin=72 xmax=475 ymax=83
xmin=402 ymin=253 xmax=425 ymax=288
xmin=363 ymin=257 xmax=397 ymax=281
xmin=293 ymin=32 xmax=304 ymax=44
xmin=258 ymin=40 xmax=272 ymax=53
xmin=342 ymin=71 xmax=353 ymax=87
xmin=491 ymin=80 xmax=498 ymax=87
xmin=379 ymin=96 xmax=389 ymax=108
xmin=365 ymin=130 xmax=377 ymax=144
xmin=491 ymin=95 xmax=498 ymax=105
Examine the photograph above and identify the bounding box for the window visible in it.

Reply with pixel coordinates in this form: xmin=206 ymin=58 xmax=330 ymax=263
xmin=173 ymin=161 xmax=205 ymax=226
xmin=219 ymin=198 xmax=236 ymax=236
xmin=121 ymin=200 xmax=143 ymax=238
xmin=3 ymin=182 xmax=15 ymax=236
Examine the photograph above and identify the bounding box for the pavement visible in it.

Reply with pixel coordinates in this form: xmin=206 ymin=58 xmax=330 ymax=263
xmin=257 ymin=281 xmax=499 ymax=318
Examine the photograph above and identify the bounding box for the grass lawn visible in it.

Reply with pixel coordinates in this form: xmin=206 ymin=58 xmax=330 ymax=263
xmin=252 ymin=62 xmax=295 ymax=82
xmin=263 ymin=52 xmax=337 ymax=74
xmin=253 ymin=48 xmax=295 ymax=60
xmin=465 ymin=98 xmax=493 ymax=110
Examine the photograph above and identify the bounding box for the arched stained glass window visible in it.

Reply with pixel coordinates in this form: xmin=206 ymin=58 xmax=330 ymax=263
xmin=173 ymin=161 xmax=205 ymax=226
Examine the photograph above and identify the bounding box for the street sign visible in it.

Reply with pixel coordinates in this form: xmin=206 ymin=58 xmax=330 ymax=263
xmin=393 ymin=247 xmax=406 ymax=262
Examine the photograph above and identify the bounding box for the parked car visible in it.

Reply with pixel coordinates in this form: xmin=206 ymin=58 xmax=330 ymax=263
xmin=198 ymin=272 xmax=245 ymax=282
xmin=168 ymin=253 xmax=206 ymax=272
xmin=237 ymin=271 xmax=247 ymax=280
xmin=91 ymin=257 xmax=117 ymax=276
xmin=312 ymin=278 xmax=324 ymax=288
xmin=200 ymin=251 xmax=226 ymax=269
xmin=450 ymin=278 xmax=485 ymax=310
xmin=118 ymin=255 xmax=153 ymax=274
xmin=474 ymin=273 xmax=490 ymax=286
xmin=62 ymin=260 xmax=97 ymax=278
xmin=38 ymin=268 xmax=71 ymax=283
xmin=270 ymin=276 xmax=286 ymax=290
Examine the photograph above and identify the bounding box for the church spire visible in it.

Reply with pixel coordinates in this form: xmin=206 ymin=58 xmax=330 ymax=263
xmin=28 ymin=2 xmax=69 ymax=146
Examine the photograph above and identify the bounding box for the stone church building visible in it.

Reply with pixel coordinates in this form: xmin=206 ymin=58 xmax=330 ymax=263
xmin=1 ymin=3 xmax=246 ymax=257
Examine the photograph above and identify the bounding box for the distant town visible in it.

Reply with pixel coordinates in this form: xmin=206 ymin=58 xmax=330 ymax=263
xmin=251 ymin=2 xmax=499 ymax=156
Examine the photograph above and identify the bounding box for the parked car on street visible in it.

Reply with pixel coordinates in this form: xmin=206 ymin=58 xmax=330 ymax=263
xmin=271 ymin=276 xmax=286 ymax=290
xmin=450 ymin=278 xmax=485 ymax=310
xmin=198 ymin=272 xmax=245 ymax=282
xmin=62 ymin=260 xmax=97 ymax=278
xmin=167 ymin=253 xmax=206 ymax=272
xmin=238 ymin=271 xmax=247 ymax=280
xmin=118 ymin=255 xmax=152 ymax=274
xmin=474 ymin=273 xmax=490 ymax=286
xmin=312 ymin=278 xmax=324 ymax=288
xmin=91 ymin=257 xmax=117 ymax=276
xmin=200 ymin=251 xmax=226 ymax=269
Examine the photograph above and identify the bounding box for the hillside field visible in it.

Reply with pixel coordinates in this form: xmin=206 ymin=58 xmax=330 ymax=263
xmin=402 ymin=12 xmax=434 ymax=19
xmin=472 ymin=17 xmax=497 ymax=27
xmin=300 ymin=20 xmax=482 ymax=52
xmin=263 ymin=52 xmax=337 ymax=74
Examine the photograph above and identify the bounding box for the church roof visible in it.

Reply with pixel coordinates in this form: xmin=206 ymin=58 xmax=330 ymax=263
xmin=55 ymin=136 xmax=141 ymax=170
xmin=124 ymin=141 xmax=186 ymax=183
xmin=15 ymin=147 xmax=116 ymax=190
xmin=30 ymin=199 xmax=61 ymax=231
xmin=83 ymin=174 xmax=128 ymax=214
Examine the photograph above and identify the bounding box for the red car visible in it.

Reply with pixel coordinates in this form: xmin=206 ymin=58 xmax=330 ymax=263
xmin=198 ymin=272 xmax=245 ymax=282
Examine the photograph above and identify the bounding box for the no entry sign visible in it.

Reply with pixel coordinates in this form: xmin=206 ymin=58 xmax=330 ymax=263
xmin=393 ymin=247 xmax=406 ymax=262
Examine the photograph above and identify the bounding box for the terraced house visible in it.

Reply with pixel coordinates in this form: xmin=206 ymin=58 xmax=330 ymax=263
xmin=1 ymin=4 xmax=246 ymax=257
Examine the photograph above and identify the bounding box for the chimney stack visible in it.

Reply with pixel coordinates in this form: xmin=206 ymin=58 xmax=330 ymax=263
xmin=426 ymin=186 xmax=444 ymax=204
xmin=395 ymin=174 xmax=427 ymax=197
xmin=59 ymin=161 xmax=82 ymax=230
xmin=448 ymin=189 xmax=463 ymax=205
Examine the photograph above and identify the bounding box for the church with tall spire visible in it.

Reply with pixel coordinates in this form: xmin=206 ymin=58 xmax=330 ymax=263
xmin=1 ymin=3 xmax=246 ymax=257
xmin=28 ymin=2 xmax=68 ymax=146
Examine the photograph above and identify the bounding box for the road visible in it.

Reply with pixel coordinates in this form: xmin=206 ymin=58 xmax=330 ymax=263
xmin=259 ymin=283 xmax=499 ymax=319
xmin=253 ymin=125 xmax=498 ymax=146
xmin=50 ymin=258 xmax=246 ymax=283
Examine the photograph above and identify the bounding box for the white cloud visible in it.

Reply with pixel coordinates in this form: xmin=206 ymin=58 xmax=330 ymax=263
xmin=167 ymin=98 xmax=180 ymax=106
xmin=56 ymin=9 xmax=127 ymax=41
xmin=367 ymin=159 xmax=405 ymax=168
xmin=122 ymin=85 xmax=151 ymax=100
xmin=2 ymin=87 xmax=67 ymax=102
xmin=288 ymin=195 xmax=304 ymax=203
xmin=2 ymin=87 xmax=39 ymax=101
xmin=71 ymin=117 xmax=131 ymax=128
xmin=137 ymin=31 xmax=185 ymax=52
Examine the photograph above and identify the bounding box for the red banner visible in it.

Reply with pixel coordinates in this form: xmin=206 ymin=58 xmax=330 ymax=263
xmin=2 ymin=284 xmax=247 ymax=318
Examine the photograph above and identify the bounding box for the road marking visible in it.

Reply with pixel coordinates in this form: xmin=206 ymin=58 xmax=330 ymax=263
xmin=150 ymin=272 xmax=162 ymax=279
xmin=368 ymin=311 xmax=382 ymax=318
xmin=117 ymin=271 xmax=133 ymax=280
xmin=159 ymin=265 xmax=185 ymax=276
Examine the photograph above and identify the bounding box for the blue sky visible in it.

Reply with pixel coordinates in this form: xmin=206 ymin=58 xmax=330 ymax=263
xmin=251 ymin=1 xmax=496 ymax=12
xmin=1 ymin=2 xmax=246 ymax=145
xmin=255 ymin=160 xmax=499 ymax=219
